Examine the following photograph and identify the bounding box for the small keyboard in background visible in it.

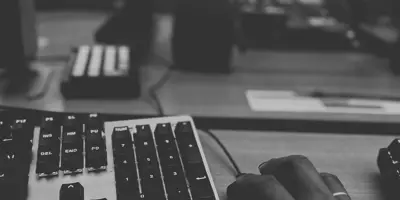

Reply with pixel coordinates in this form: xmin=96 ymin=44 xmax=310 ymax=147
xmin=0 ymin=108 xmax=218 ymax=200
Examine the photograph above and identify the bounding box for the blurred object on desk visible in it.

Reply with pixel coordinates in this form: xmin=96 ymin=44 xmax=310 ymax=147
xmin=94 ymin=0 xmax=154 ymax=66
xmin=0 ymin=0 xmax=43 ymax=95
xmin=238 ymin=0 xmax=357 ymax=50
xmin=60 ymin=45 xmax=141 ymax=99
xmin=171 ymin=0 xmax=237 ymax=73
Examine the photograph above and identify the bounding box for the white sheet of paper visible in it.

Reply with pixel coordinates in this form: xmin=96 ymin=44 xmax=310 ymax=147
xmin=246 ymin=90 xmax=400 ymax=115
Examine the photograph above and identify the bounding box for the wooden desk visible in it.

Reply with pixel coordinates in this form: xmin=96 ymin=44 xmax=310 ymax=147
xmin=202 ymin=129 xmax=393 ymax=200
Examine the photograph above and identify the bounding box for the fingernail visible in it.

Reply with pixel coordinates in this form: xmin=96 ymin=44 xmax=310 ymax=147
xmin=258 ymin=161 xmax=269 ymax=171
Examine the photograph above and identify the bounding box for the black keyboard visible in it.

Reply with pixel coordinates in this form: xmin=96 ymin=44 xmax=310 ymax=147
xmin=0 ymin=108 xmax=218 ymax=200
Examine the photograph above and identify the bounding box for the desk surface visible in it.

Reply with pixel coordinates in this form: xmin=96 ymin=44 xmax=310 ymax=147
xmin=204 ymin=130 xmax=392 ymax=200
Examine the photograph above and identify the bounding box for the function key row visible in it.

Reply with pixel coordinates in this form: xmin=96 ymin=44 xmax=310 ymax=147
xmin=36 ymin=114 xmax=107 ymax=177
xmin=111 ymin=121 xmax=215 ymax=200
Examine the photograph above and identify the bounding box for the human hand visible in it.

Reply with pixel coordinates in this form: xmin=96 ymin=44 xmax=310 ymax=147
xmin=227 ymin=155 xmax=350 ymax=200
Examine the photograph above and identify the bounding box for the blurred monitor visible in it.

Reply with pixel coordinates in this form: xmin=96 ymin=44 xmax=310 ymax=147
xmin=1 ymin=0 xmax=37 ymax=73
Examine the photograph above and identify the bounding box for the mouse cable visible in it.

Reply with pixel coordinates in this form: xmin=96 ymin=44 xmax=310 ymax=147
xmin=200 ymin=129 xmax=243 ymax=177
xmin=27 ymin=54 xmax=71 ymax=101
xmin=146 ymin=61 xmax=243 ymax=177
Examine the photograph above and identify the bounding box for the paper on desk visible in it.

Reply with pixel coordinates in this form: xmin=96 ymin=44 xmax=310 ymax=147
xmin=246 ymin=90 xmax=400 ymax=114
xmin=246 ymin=90 xmax=326 ymax=112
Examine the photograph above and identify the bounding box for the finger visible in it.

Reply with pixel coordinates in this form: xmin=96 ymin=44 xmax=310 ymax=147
xmin=259 ymin=155 xmax=335 ymax=200
xmin=227 ymin=173 xmax=295 ymax=200
xmin=320 ymin=173 xmax=351 ymax=200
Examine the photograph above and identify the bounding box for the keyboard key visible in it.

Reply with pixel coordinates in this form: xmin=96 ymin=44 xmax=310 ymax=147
xmin=115 ymin=168 xmax=138 ymax=185
xmin=62 ymin=131 xmax=82 ymax=145
xmin=175 ymin=122 xmax=193 ymax=133
xmin=115 ymin=172 xmax=139 ymax=200
xmin=139 ymin=167 xmax=161 ymax=181
xmin=113 ymin=148 xmax=134 ymax=162
xmin=135 ymin=141 xmax=156 ymax=158
xmin=185 ymin=163 xmax=208 ymax=181
xmin=155 ymin=123 xmax=173 ymax=135
xmin=138 ymin=156 xmax=159 ymax=168
xmin=63 ymin=115 xmax=81 ymax=132
xmin=186 ymin=163 xmax=214 ymax=198
xmin=86 ymin=113 xmax=102 ymax=130
xmin=0 ymin=152 xmax=17 ymax=175
xmin=11 ymin=118 xmax=34 ymax=145
xmin=39 ymin=130 xmax=59 ymax=146
xmin=175 ymin=122 xmax=196 ymax=143
xmin=157 ymin=137 xmax=176 ymax=150
xmin=60 ymin=182 xmax=84 ymax=200
xmin=61 ymin=144 xmax=83 ymax=173
xmin=140 ymin=175 xmax=165 ymax=200
xmin=86 ymin=146 xmax=107 ymax=170
xmin=135 ymin=125 xmax=153 ymax=141
xmin=112 ymin=127 xmax=132 ymax=153
xmin=166 ymin=184 xmax=190 ymax=200
xmin=86 ymin=129 xmax=104 ymax=146
xmin=135 ymin=125 xmax=158 ymax=161
xmin=180 ymin=142 xmax=203 ymax=164
xmin=158 ymin=148 xmax=181 ymax=167
xmin=114 ymin=157 xmax=136 ymax=172
xmin=41 ymin=116 xmax=57 ymax=130
xmin=163 ymin=165 xmax=185 ymax=183
xmin=36 ymin=146 xmax=59 ymax=175
xmin=154 ymin=123 xmax=174 ymax=142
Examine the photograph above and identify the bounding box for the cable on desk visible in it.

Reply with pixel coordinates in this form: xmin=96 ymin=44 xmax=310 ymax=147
xmin=27 ymin=69 xmax=55 ymax=101
xmin=200 ymin=129 xmax=243 ymax=177
xmin=147 ymin=66 xmax=172 ymax=117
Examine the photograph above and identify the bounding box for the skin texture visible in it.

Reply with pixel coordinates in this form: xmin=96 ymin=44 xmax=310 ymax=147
xmin=227 ymin=155 xmax=350 ymax=200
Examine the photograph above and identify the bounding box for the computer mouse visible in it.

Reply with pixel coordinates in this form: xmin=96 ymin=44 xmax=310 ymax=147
xmin=227 ymin=173 xmax=295 ymax=200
